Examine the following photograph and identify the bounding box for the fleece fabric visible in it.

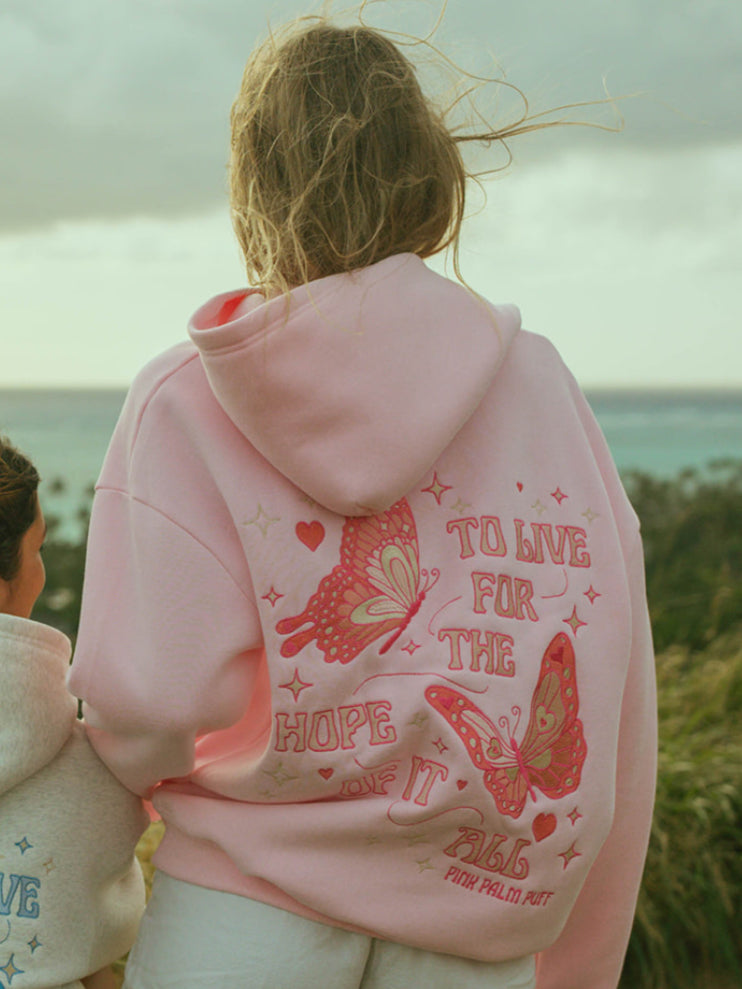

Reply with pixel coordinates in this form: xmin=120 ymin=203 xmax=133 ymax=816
xmin=68 ymin=253 xmax=657 ymax=989
xmin=0 ymin=613 xmax=147 ymax=988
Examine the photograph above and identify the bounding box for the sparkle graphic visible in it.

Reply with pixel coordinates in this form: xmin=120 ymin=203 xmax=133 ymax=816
xmin=416 ymin=857 xmax=435 ymax=873
xmin=531 ymin=499 xmax=547 ymax=517
xmin=584 ymin=585 xmax=601 ymax=605
xmin=450 ymin=497 xmax=472 ymax=514
xmin=401 ymin=640 xmax=421 ymax=656
xmin=14 ymin=837 xmax=31 ymax=855
xmin=421 ymin=472 xmax=452 ymax=504
xmin=551 ymin=487 xmax=568 ymax=505
xmin=262 ymin=586 xmax=284 ymax=607
xmin=559 ymin=842 xmax=582 ymax=869
xmin=432 ymin=737 xmax=448 ymax=754
xmin=406 ymin=832 xmax=429 ymax=846
xmin=0 ymin=955 xmax=24 ymax=983
xmin=279 ymin=669 xmax=313 ymax=703
xmin=581 ymin=507 xmax=600 ymax=525
xmin=564 ymin=606 xmax=588 ymax=636
xmin=262 ymin=762 xmax=299 ymax=787
xmin=243 ymin=504 xmax=280 ymax=537
xmin=28 ymin=936 xmax=42 ymax=954
xmin=409 ymin=713 xmax=428 ymax=729
xmin=42 ymin=858 xmax=55 ymax=875
xmin=568 ymin=807 xmax=583 ymax=827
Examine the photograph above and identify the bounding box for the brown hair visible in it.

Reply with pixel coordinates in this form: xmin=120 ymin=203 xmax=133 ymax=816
xmin=229 ymin=17 xmax=617 ymax=296
xmin=0 ymin=436 xmax=40 ymax=581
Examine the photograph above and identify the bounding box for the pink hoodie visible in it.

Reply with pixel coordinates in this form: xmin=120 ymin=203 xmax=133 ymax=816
xmin=69 ymin=253 xmax=656 ymax=988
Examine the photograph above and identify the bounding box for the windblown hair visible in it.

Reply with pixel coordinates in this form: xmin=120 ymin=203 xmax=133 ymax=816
xmin=230 ymin=17 xmax=616 ymax=296
xmin=0 ymin=436 xmax=39 ymax=582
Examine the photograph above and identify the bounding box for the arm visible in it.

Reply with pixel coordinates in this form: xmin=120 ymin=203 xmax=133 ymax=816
xmin=69 ymin=489 xmax=263 ymax=797
xmin=535 ymin=533 xmax=657 ymax=989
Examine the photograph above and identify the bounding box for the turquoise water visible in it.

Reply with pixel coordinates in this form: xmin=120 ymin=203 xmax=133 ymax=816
xmin=1 ymin=387 xmax=741 ymax=539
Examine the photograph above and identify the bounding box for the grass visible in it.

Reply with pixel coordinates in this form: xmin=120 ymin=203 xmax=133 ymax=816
xmin=621 ymin=634 xmax=742 ymax=988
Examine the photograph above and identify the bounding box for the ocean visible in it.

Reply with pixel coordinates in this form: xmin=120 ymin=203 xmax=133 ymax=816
xmin=1 ymin=387 xmax=741 ymax=540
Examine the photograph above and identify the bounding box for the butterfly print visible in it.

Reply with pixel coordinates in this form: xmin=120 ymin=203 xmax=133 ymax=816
xmin=276 ymin=499 xmax=438 ymax=664
xmin=425 ymin=633 xmax=586 ymax=818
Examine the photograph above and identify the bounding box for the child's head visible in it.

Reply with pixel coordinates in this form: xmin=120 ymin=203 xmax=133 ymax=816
xmin=0 ymin=436 xmax=46 ymax=619
xmin=229 ymin=20 xmax=466 ymax=295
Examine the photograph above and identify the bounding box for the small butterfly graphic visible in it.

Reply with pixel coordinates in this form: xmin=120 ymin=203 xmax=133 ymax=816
xmin=276 ymin=498 xmax=438 ymax=663
xmin=425 ymin=633 xmax=586 ymax=818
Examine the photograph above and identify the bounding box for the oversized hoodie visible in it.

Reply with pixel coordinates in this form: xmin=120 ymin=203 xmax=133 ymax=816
xmin=0 ymin=613 xmax=147 ymax=988
xmin=68 ymin=253 xmax=657 ymax=989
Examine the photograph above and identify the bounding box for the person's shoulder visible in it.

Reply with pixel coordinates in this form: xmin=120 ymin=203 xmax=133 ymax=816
xmin=126 ymin=341 xmax=202 ymax=411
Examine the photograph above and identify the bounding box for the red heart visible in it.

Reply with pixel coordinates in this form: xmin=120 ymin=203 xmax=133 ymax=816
xmin=532 ymin=812 xmax=557 ymax=842
xmin=318 ymin=768 xmax=334 ymax=780
xmin=456 ymin=779 xmax=468 ymax=791
xmin=296 ymin=521 xmax=325 ymax=551
xmin=517 ymin=482 xmax=524 ymax=492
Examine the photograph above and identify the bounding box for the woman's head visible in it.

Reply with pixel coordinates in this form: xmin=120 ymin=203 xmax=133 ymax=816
xmin=229 ymin=21 xmax=466 ymax=295
xmin=0 ymin=437 xmax=45 ymax=618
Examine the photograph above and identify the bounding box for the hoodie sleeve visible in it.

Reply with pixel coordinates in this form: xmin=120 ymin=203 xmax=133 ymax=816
xmin=534 ymin=374 xmax=658 ymax=988
xmin=68 ymin=359 xmax=264 ymax=798
xmin=69 ymin=490 xmax=263 ymax=797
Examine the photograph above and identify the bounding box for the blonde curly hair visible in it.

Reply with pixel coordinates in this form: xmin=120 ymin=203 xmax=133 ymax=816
xmin=230 ymin=17 xmax=614 ymax=296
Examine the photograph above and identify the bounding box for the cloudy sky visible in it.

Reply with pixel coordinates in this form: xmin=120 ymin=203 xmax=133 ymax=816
xmin=1 ymin=0 xmax=740 ymax=388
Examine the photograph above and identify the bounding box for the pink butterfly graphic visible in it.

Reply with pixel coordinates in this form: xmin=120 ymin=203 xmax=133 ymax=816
xmin=425 ymin=633 xmax=587 ymax=818
xmin=276 ymin=499 xmax=438 ymax=663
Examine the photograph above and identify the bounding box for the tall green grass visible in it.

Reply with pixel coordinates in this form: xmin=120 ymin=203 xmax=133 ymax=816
xmin=621 ymin=634 xmax=742 ymax=988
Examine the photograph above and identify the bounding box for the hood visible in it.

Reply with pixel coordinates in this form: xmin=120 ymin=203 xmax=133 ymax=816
xmin=189 ymin=253 xmax=520 ymax=516
xmin=0 ymin=613 xmax=76 ymax=795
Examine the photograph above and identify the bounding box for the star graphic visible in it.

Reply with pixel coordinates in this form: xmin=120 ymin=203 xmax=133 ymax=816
xmin=531 ymin=499 xmax=547 ymax=517
xmin=409 ymin=713 xmax=428 ymax=729
xmin=262 ymin=586 xmax=284 ymax=607
xmin=581 ymin=507 xmax=600 ymax=525
xmin=42 ymin=858 xmax=55 ymax=875
xmin=279 ymin=669 xmax=313 ymax=703
xmin=28 ymin=936 xmax=42 ymax=954
xmin=563 ymin=606 xmax=587 ymax=636
xmin=14 ymin=837 xmax=31 ymax=855
xmin=568 ymin=807 xmax=583 ymax=827
xmin=432 ymin=737 xmax=448 ymax=754
xmin=450 ymin=497 xmax=472 ymax=514
xmin=262 ymin=762 xmax=299 ymax=787
xmin=0 ymin=955 xmax=24 ymax=984
xmin=584 ymin=585 xmax=601 ymax=605
xmin=559 ymin=842 xmax=582 ymax=869
xmin=415 ymin=857 xmax=435 ymax=873
xmin=406 ymin=832 xmax=429 ymax=846
xmin=243 ymin=504 xmax=280 ymax=537
xmin=421 ymin=472 xmax=452 ymax=505
xmin=401 ymin=640 xmax=421 ymax=656
xmin=551 ymin=487 xmax=568 ymax=505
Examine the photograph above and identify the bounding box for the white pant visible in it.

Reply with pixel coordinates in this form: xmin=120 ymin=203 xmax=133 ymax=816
xmin=123 ymin=873 xmax=536 ymax=989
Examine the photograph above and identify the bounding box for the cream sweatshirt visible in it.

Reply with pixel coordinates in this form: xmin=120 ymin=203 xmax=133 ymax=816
xmin=0 ymin=614 xmax=147 ymax=988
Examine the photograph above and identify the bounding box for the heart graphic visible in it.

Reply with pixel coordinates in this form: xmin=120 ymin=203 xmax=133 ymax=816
xmin=516 ymin=482 xmax=524 ymax=492
xmin=532 ymin=812 xmax=557 ymax=842
xmin=456 ymin=779 xmax=468 ymax=791
xmin=318 ymin=768 xmax=334 ymax=780
xmin=536 ymin=705 xmax=556 ymax=732
xmin=296 ymin=521 xmax=325 ymax=551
